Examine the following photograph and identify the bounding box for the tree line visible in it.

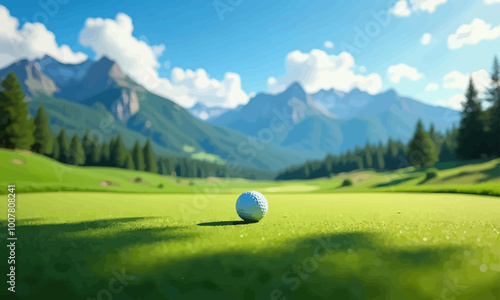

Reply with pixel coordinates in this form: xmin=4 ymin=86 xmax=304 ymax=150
xmin=276 ymin=56 xmax=499 ymax=180
xmin=0 ymin=71 xmax=225 ymax=178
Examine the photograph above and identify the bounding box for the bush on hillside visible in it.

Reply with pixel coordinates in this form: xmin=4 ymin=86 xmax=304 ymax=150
xmin=341 ymin=178 xmax=353 ymax=187
xmin=425 ymin=168 xmax=438 ymax=181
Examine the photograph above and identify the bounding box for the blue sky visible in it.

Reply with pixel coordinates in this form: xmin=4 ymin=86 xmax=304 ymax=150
xmin=0 ymin=0 xmax=499 ymax=109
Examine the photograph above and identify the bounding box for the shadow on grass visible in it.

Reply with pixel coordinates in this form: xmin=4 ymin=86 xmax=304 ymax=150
xmin=372 ymin=176 xmax=418 ymax=188
xmin=197 ymin=220 xmax=258 ymax=226
xmin=2 ymin=219 xmax=495 ymax=300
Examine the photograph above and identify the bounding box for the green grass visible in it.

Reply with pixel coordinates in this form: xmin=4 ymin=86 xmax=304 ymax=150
xmin=0 ymin=192 xmax=499 ymax=299
xmin=1 ymin=148 xmax=499 ymax=196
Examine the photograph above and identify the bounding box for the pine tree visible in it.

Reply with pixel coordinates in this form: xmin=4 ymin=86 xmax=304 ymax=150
xmin=68 ymin=134 xmax=85 ymax=165
xmin=125 ymin=153 xmax=135 ymax=169
xmin=89 ymin=136 xmax=102 ymax=165
xmin=32 ymin=104 xmax=53 ymax=155
xmin=131 ymin=140 xmax=145 ymax=171
xmin=428 ymin=123 xmax=440 ymax=162
xmin=456 ymin=78 xmax=486 ymax=160
xmin=53 ymin=127 xmax=69 ymax=163
xmin=0 ymin=71 xmax=35 ymax=149
xmin=408 ymin=120 xmax=438 ymax=167
xmin=362 ymin=143 xmax=373 ymax=169
xmin=374 ymin=143 xmax=385 ymax=170
xmin=111 ymin=134 xmax=128 ymax=168
xmin=486 ymin=56 xmax=500 ymax=157
xmin=82 ymin=130 xmax=92 ymax=164
xmin=143 ymin=138 xmax=157 ymax=173
xmin=100 ymin=142 xmax=110 ymax=166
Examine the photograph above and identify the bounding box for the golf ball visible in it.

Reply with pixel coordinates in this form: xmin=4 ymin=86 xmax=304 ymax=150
xmin=236 ymin=191 xmax=268 ymax=222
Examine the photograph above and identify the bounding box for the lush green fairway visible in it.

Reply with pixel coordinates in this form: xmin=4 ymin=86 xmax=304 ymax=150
xmin=1 ymin=148 xmax=499 ymax=196
xmin=1 ymin=192 xmax=499 ymax=299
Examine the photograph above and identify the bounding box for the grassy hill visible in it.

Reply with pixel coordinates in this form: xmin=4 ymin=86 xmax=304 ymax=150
xmin=1 ymin=148 xmax=499 ymax=196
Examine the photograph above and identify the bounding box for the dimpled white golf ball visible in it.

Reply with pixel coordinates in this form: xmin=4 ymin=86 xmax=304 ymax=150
xmin=236 ymin=191 xmax=268 ymax=222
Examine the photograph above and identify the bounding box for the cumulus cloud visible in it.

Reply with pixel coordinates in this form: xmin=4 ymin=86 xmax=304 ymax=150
xmin=436 ymin=93 xmax=465 ymax=110
xmin=0 ymin=5 xmax=87 ymax=69
xmin=484 ymin=0 xmax=500 ymax=4
xmin=390 ymin=0 xmax=447 ymax=17
xmin=390 ymin=0 xmax=411 ymax=17
xmin=387 ymin=63 xmax=423 ymax=83
xmin=170 ymin=68 xmax=249 ymax=108
xmin=79 ymin=13 xmax=248 ymax=108
xmin=421 ymin=33 xmax=432 ymax=45
xmin=448 ymin=18 xmax=500 ymax=50
xmin=267 ymin=49 xmax=382 ymax=95
xmin=324 ymin=41 xmax=334 ymax=49
xmin=443 ymin=69 xmax=490 ymax=97
xmin=425 ymin=83 xmax=439 ymax=91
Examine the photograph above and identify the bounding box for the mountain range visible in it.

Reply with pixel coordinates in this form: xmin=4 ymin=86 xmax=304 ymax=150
xmin=208 ymin=83 xmax=460 ymax=158
xmin=0 ymin=56 xmax=461 ymax=175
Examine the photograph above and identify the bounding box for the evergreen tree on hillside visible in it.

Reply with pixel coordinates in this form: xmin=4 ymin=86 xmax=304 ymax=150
xmin=89 ymin=136 xmax=102 ymax=165
xmin=53 ymin=127 xmax=69 ymax=163
xmin=125 ymin=153 xmax=135 ymax=169
xmin=0 ymin=71 xmax=35 ymax=149
xmin=111 ymin=134 xmax=128 ymax=168
xmin=456 ymin=78 xmax=486 ymax=160
xmin=68 ymin=134 xmax=85 ymax=166
xmin=439 ymin=128 xmax=458 ymax=162
xmin=374 ymin=143 xmax=385 ymax=170
xmin=428 ymin=123 xmax=441 ymax=161
xmin=82 ymin=130 xmax=92 ymax=163
xmin=408 ymin=120 xmax=438 ymax=167
xmin=362 ymin=143 xmax=373 ymax=169
xmin=100 ymin=142 xmax=110 ymax=166
xmin=486 ymin=56 xmax=500 ymax=157
xmin=32 ymin=104 xmax=53 ymax=155
xmin=143 ymin=138 xmax=157 ymax=173
xmin=131 ymin=141 xmax=145 ymax=171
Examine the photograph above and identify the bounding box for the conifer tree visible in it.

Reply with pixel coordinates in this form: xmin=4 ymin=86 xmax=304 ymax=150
xmin=143 ymin=138 xmax=157 ymax=173
xmin=486 ymin=56 xmax=500 ymax=157
xmin=456 ymin=78 xmax=486 ymax=159
xmin=89 ymin=136 xmax=102 ymax=165
xmin=32 ymin=104 xmax=53 ymax=155
xmin=408 ymin=120 xmax=438 ymax=167
xmin=68 ymin=134 xmax=85 ymax=165
xmin=0 ymin=71 xmax=35 ymax=149
xmin=131 ymin=140 xmax=145 ymax=171
xmin=53 ymin=127 xmax=69 ymax=163
xmin=111 ymin=134 xmax=128 ymax=168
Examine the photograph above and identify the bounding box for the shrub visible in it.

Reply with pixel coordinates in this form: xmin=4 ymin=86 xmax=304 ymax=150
xmin=158 ymin=183 xmax=164 ymax=189
xmin=188 ymin=181 xmax=195 ymax=186
xmin=134 ymin=177 xmax=142 ymax=183
xmin=341 ymin=178 xmax=353 ymax=187
xmin=425 ymin=168 xmax=438 ymax=181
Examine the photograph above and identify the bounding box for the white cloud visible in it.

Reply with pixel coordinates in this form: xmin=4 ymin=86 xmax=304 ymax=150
xmin=411 ymin=0 xmax=448 ymax=13
xmin=436 ymin=93 xmax=465 ymax=110
xmin=387 ymin=63 xmax=423 ymax=83
xmin=0 ymin=5 xmax=87 ymax=69
xmin=448 ymin=18 xmax=500 ymax=49
xmin=425 ymin=83 xmax=439 ymax=91
xmin=267 ymin=49 xmax=382 ymax=95
xmin=79 ymin=13 xmax=248 ymax=108
xmin=421 ymin=33 xmax=432 ymax=45
xmin=443 ymin=69 xmax=490 ymax=97
xmin=484 ymin=0 xmax=500 ymax=4
xmin=324 ymin=41 xmax=334 ymax=49
xmin=170 ymin=68 xmax=249 ymax=108
xmin=390 ymin=0 xmax=447 ymax=17
xmin=390 ymin=0 xmax=411 ymax=17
